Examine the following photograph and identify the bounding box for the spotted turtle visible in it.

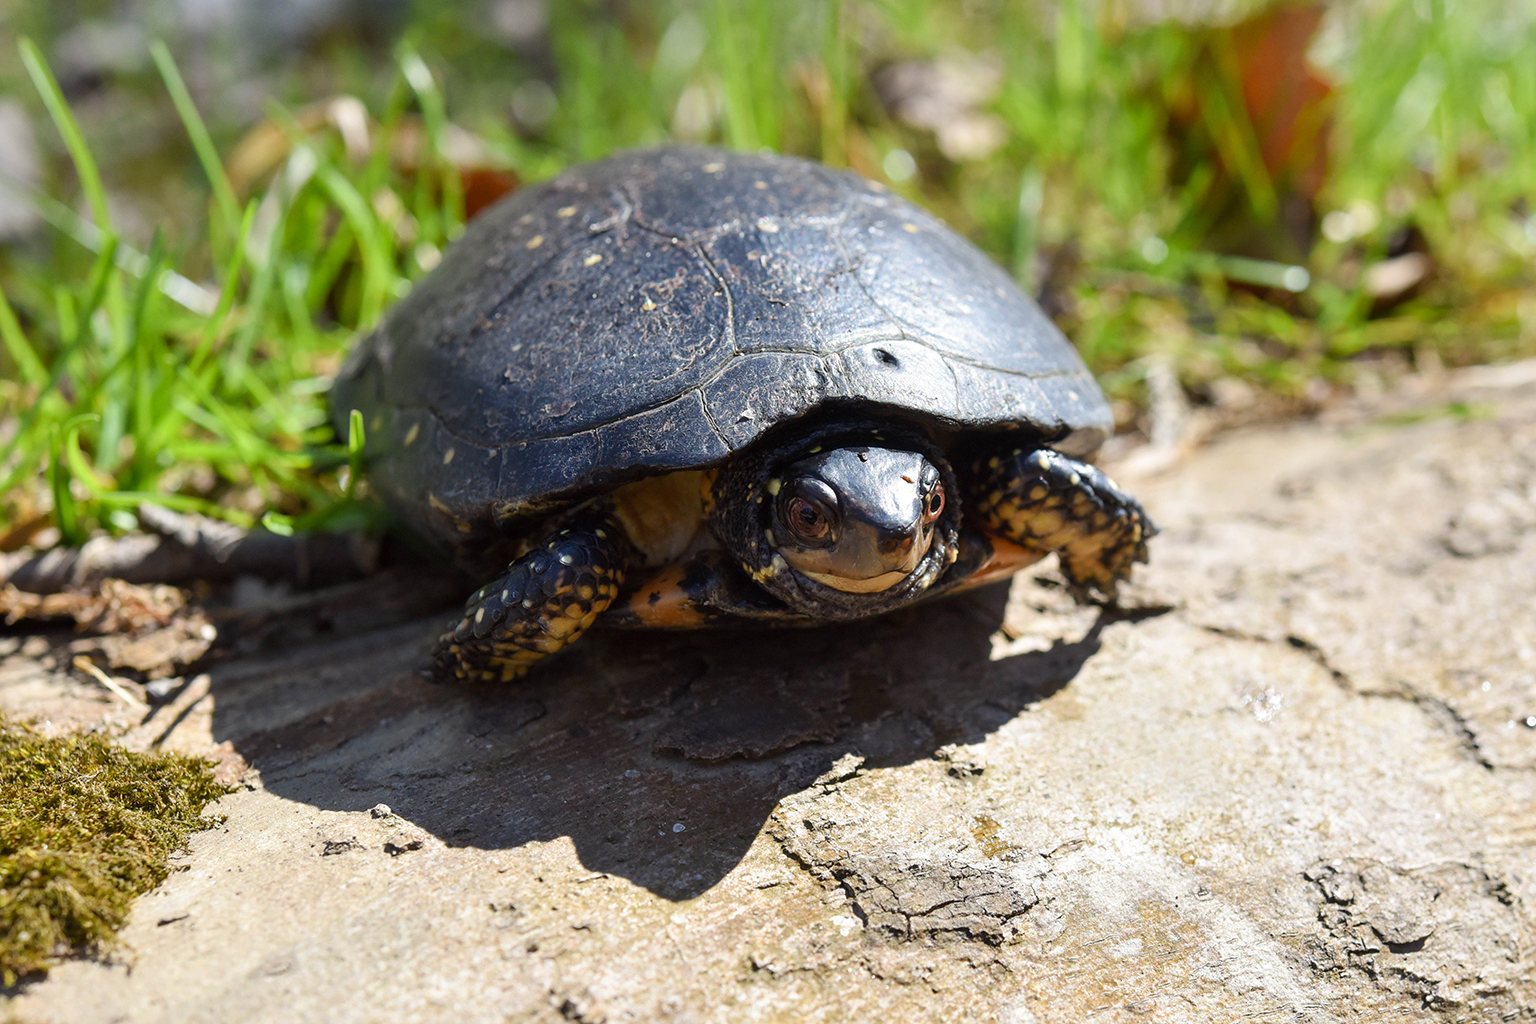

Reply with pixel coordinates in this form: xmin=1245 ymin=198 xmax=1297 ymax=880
xmin=332 ymin=146 xmax=1154 ymax=682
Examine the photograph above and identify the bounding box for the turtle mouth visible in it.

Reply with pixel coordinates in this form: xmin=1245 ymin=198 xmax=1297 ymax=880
xmin=799 ymin=566 xmax=921 ymax=593
xmin=771 ymin=519 xmax=955 ymax=618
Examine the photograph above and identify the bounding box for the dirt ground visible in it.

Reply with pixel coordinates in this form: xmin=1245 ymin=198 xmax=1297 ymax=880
xmin=3 ymin=363 xmax=1534 ymax=1023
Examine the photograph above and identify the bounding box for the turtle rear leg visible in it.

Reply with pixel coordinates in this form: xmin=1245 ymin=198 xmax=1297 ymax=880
xmin=435 ymin=506 xmax=635 ymax=683
xmin=970 ymin=447 xmax=1154 ymax=601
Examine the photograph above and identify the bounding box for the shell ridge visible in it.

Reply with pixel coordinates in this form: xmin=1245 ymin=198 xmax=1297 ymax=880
xmin=387 ymin=390 xmax=707 ymax=457
xmin=589 ymin=186 xmax=634 ymax=234
xmin=460 ymin=251 xmax=562 ymax=345
xmin=623 ymin=184 xmax=849 ymax=247
xmin=679 ymin=229 xmax=739 ymax=453
xmin=829 ymin=208 xmax=930 ymax=356
xmin=629 ymin=212 xmax=742 ymax=249
xmin=622 ymin=177 xmax=734 ymax=247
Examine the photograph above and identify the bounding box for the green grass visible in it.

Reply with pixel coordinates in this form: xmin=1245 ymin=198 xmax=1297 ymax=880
xmin=0 ymin=0 xmax=1534 ymax=542
xmin=0 ymin=719 xmax=231 ymax=984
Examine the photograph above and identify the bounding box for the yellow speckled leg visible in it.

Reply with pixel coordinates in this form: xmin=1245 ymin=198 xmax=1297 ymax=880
xmin=433 ymin=507 xmax=634 ymax=683
xmin=970 ymin=448 xmax=1155 ymax=601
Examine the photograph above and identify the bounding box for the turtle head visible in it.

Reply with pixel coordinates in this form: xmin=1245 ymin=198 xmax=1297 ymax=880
xmin=769 ymin=447 xmax=946 ymax=594
xmin=710 ymin=426 xmax=962 ymax=620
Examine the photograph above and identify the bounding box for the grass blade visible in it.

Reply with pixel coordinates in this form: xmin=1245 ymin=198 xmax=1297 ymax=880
xmin=18 ymin=38 xmax=112 ymax=232
xmin=150 ymin=40 xmax=243 ymax=241
xmin=0 ymin=285 xmax=47 ymax=388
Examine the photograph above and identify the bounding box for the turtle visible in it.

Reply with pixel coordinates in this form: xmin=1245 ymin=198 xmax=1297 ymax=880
xmin=331 ymin=146 xmax=1154 ymax=684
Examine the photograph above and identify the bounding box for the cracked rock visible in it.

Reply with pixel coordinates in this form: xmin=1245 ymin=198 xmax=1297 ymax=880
xmin=841 ymin=858 xmax=1036 ymax=945
xmin=1303 ymin=859 xmax=1525 ymax=1014
xmin=4 ymin=370 xmax=1535 ymax=1022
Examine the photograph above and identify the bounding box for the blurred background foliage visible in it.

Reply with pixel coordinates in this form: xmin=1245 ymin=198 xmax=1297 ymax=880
xmin=0 ymin=0 xmax=1533 ymax=546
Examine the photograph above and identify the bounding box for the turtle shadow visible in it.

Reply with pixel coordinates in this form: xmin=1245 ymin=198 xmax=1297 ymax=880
xmin=206 ymin=577 xmax=1129 ymax=901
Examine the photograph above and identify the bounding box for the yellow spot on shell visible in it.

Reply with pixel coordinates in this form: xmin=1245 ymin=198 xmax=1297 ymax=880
xmin=753 ymin=180 xmax=768 ymax=189
xmin=558 ymin=205 xmax=577 ymax=218
xmin=902 ymin=223 xmax=919 ymax=233
xmin=702 ymin=162 xmax=724 ymax=173
xmin=403 ymin=422 xmax=420 ymax=446
xmin=443 ymin=447 xmax=456 ymax=465
xmin=766 ymin=478 xmax=782 ymax=496
xmin=584 ymin=253 xmax=603 ymax=266
xmin=642 ymin=297 xmax=657 ymax=311
xmin=526 ymin=234 xmax=544 ymax=249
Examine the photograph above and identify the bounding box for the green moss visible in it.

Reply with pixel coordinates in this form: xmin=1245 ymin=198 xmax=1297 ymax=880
xmin=0 ymin=721 xmax=232 ymax=985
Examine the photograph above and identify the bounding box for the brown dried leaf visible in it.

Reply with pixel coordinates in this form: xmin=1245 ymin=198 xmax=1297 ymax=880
xmin=2 ymin=579 xmax=217 ymax=680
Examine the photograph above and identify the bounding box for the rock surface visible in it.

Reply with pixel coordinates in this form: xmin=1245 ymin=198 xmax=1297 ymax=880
xmin=3 ymin=368 xmax=1534 ymax=1023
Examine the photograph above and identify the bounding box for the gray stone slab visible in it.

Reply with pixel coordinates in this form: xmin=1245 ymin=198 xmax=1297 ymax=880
xmin=5 ymin=368 xmax=1534 ymax=1023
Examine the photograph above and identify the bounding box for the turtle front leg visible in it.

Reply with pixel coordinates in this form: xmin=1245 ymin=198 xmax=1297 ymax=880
xmin=434 ymin=506 xmax=635 ymax=683
xmin=969 ymin=447 xmax=1154 ymax=601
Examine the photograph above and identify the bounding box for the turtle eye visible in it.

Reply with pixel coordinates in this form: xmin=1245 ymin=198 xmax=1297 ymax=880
xmin=923 ymin=482 xmax=946 ymax=523
xmin=785 ymin=496 xmax=832 ymax=541
xmin=777 ymin=477 xmax=839 ymax=545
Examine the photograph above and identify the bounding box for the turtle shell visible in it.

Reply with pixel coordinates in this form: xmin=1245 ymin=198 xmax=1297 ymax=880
xmin=332 ymin=145 xmax=1112 ymax=553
